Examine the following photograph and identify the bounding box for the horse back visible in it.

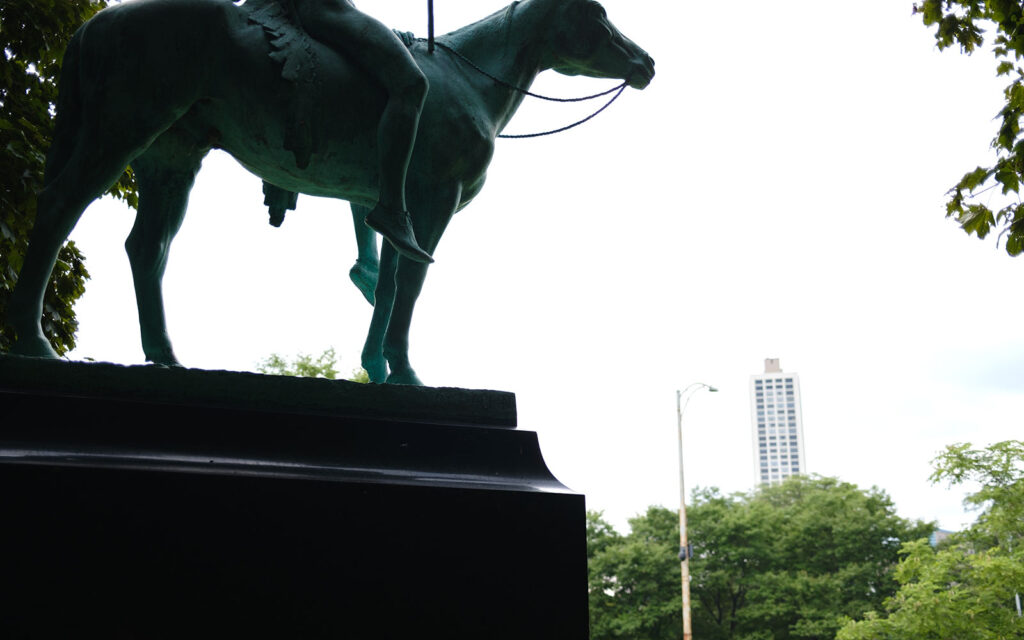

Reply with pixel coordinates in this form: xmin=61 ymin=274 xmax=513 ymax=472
xmin=61 ymin=0 xmax=346 ymax=181
xmin=75 ymin=0 xmax=244 ymax=103
xmin=60 ymin=0 xmax=485 ymax=206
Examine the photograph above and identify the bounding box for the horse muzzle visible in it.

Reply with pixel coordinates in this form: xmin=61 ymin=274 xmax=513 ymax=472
xmin=628 ymin=53 xmax=655 ymax=90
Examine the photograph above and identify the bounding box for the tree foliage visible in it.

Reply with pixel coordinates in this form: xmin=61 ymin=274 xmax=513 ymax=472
xmin=915 ymin=0 xmax=1024 ymax=255
xmin=587 ymin=476 xmax=932 ymax=640
xmin=589 ymin=508 xmax=682 ymax=640
xmin=0 ymin=0 xmax=136 ymax=355
xmin=256 ymin=347 xmax=369 ymax=382
xmin=837 ymin=441 xmax=1024 ymax=640
xmin=931 ymin=439 xmax=1024 ymax=548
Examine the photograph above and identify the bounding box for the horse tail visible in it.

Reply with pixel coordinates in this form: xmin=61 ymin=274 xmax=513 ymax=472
xmin=43 ymin=27 xmax=86 ymax=186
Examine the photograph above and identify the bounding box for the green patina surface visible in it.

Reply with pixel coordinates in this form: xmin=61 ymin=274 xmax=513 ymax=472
xmin=7 ymin=0 xmax=653 ymax=386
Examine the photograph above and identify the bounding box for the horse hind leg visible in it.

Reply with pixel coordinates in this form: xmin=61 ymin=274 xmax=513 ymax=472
xmin=8 ymin=123 xmax=151 ymax=358
xmin=124 ymin=130 xmax=207 ymax=366
xmin=8 ymin=28 xmax=102 ymax=356
xmin=9 ymin=17 xmax=202 ymax=359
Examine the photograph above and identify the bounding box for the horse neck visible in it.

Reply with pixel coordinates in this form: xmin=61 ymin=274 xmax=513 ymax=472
xmin=438 ymin=1 xmax=553 ymax=130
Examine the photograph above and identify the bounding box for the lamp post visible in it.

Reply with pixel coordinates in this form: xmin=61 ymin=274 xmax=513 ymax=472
xmin=676 ymin=383 xmax=717 ymax=640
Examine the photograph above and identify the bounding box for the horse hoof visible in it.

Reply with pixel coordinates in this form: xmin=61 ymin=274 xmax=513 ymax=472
xmin=386 ymin=369 xmax=423 ymax=386
xmin=10 ymin=335 xmax=60 ymax=359
xmin=145 ymin=347 xmax=182 ymax=367
xmin=349 ymin=259 xmax=378 ymax=306
xmin=363 ymin=357 xmax=388 ymax=383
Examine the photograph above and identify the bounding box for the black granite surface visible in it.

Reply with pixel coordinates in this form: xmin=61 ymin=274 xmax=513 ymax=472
xmin=0 ymin=356 xmax=587 ymax=638
xmin=0 ymin=354 xmax=517 ymax=428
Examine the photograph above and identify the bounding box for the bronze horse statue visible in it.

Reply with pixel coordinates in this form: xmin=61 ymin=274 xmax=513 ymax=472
xmin=8 ymin=0 xmax=654 ymax=384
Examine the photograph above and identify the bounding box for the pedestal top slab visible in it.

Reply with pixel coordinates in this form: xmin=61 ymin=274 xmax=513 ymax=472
xmin=0 ymin=355 xmax=516 ymax=428
xmin=0 ymin=355 xmax=573 ymax=494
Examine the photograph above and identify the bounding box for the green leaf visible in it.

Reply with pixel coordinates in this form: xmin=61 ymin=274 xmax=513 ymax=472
xmin=958 ymin=204 xmax=994 ymax=238
xmin=1004 ymin=233 xmax=1024 ymax=255
xmin=959 ymin=166 xmax=992 ymax=191
xmin=994 ymin=165 xmax=1020 ymax=193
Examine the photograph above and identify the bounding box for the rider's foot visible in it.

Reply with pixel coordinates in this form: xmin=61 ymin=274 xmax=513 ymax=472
xmin=365 ymin=205 xmax=434 ymax=264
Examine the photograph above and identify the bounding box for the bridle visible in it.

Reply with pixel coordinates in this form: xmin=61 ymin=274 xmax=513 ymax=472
xmin=423 ymin=39 xmax=629 ymax=139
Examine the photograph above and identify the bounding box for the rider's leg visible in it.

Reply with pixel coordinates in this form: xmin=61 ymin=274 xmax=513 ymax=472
xmin=295 ymin=0 xmax=433 ymax=263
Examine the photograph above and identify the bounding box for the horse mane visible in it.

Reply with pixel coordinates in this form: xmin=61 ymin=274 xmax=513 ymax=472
xmin=441 ymin=0 xmax=522 ymax=50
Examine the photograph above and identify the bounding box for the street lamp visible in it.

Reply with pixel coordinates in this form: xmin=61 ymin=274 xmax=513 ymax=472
xmin=676 ymin=383 xmax=717 ymax=640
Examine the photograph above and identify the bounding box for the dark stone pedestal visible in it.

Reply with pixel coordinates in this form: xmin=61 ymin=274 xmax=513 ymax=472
xmin=0 ymin=357 xmax=587 ymax=639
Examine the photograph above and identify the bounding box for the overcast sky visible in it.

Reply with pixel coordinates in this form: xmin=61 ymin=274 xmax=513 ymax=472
xmin=64 ymin=0 xmax=1023 ymax=533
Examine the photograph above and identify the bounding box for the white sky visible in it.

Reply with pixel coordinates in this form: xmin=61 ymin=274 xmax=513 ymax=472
xmin=64 ymin=0 xmax=1022 ymax=533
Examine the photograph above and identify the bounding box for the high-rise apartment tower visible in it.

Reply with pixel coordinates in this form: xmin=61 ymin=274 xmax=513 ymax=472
xmin=750 ymin=358 xmax=806 ymax=486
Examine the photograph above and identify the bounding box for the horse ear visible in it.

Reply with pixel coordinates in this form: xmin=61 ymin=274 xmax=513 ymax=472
xmin=587 ymin=1 xmax=608 ymax=18
xmin=552 ymin=1 xmax=606 ymax=60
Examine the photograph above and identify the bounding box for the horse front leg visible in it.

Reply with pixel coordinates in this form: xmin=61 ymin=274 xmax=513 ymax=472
xmin=360 ymin=242 xmax=397 ymax=383
xmin=382 ymin=256 xmax=430 ymax=385
xmin=381 ymin=185 xmax=460 ymax=385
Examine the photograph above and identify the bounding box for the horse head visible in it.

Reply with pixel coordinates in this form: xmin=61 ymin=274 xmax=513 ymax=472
xmin=540 ymin=0 xmax=655 ymax=89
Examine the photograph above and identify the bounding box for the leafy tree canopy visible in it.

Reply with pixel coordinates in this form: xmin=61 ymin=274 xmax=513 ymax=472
xmin=588 ymin=475 xmax=932 ymax=640
xmin=0 ymin=0 xmax=136 ymax=355
xmin=838 ymin=441 xmax=1024 ymax=640
xmin=588 ymin=508 xmax=681 ymax=640
xmin=256 ymin=347 xmax=369 ymax=382
xmin=915 ymin=0 xmax=1024 ymax=255
xmin=931 ymin=439 xmax=1024 ymax=547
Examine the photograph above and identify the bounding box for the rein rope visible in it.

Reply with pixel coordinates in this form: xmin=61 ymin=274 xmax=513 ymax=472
xmin=423 ymin=39 xmax=628 ymax=139
xmin=496 ymin=84 xmax=626 ymax=139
